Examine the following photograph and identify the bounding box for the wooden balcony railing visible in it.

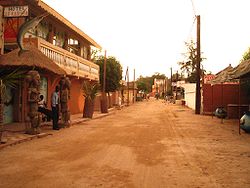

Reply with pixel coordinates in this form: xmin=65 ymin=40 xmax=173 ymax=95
xmin=31 ymin=38 xmax=99 ymax=81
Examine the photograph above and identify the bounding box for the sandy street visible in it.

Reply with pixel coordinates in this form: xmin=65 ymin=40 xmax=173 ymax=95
xmin=0 ymin=99 xmax=250 ymax=188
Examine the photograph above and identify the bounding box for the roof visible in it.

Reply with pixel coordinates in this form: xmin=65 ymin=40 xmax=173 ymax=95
xmin=208 ymin=64 xmax=237 ymax=84
xmin=0 ymin=45 xmax=66 ymax=75
xmin=230 ymin=59 xmax=250 ymax=79
xmin=36 ymin=0 xmax=101 ymax=49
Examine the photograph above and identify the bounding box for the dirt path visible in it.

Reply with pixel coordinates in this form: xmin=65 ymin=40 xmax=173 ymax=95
xmin=1 ymin=99 xmax=250 ymax=188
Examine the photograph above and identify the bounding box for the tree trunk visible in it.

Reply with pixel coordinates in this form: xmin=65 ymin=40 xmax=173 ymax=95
xmin=83 ymin=98 xmax=95 ymax=118
xmin=108 ymin=92 xmax=112 ymax=108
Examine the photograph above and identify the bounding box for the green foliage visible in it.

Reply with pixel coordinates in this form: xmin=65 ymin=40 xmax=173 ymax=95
xmin=0 ymin=69 xmax=25 ymax=103
xmin=0 ymin=69 xmax=24 ymax=89
xmin=151 ymin=72 xmax=166 ymax=80
xmin=82 ymin=81 xmax=99 ymax=101
xmin=95 ymin=56 xmax=122 ymax=93
xmin=136 ymin=73 xmax=166 ymax=93
xmin=178 ymin=40 xmax=205 ymax=82
xmin=178 ymin=40 xmax=197 ymax=75
xmin=136 ymin=76 xmax=152 ymax=93
xmin=241 ymin=47 xmax=250 ymax=62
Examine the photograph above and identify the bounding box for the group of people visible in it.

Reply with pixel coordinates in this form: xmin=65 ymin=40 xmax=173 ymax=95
xmin=38 ymin=86 xmax=60 ymax=130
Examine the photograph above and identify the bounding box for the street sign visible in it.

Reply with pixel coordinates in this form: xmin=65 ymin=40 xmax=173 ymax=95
xmin=4 ymin=6 xmax=29 ymax=17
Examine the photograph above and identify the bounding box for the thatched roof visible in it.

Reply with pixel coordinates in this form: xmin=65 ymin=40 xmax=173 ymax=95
xmin=208 ymin=64 xmax=237 ymax=84
xmin=230 ymin=59 xmax=250 ymax=79
xmin=0 ymin=46 xmax=66 ymax=75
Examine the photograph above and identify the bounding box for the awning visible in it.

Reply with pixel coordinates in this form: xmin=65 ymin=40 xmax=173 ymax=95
xmin=0 ymin=45 xmax=66 ymax=75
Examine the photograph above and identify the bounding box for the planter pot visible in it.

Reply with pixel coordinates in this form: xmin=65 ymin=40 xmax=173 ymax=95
xmin=83 ymin=99 xmax=95 ymax=118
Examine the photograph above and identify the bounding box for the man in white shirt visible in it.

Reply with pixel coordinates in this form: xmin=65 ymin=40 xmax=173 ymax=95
xmin=51 ymin=86 xmax=60 ymax=130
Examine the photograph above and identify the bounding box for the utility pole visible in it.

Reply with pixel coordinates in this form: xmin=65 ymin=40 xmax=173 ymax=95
xmin=133 ymin=69 xmax=135 ymax=103
xmin=126 ymin=67 xmax=129 ymax=106
xmin=101 ymin=50 xmax=108 ymax=113
xmin=176 ymin=70 xmax=178 ymax=101
xmin=170 ymin=67 xmax=173 ymax=96
xmin=195 ymin=15 xmax=201 ymax=114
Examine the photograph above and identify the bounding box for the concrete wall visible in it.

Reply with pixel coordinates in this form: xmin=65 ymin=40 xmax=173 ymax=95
xmin=182 ymin=83 xmax=196 ymax=110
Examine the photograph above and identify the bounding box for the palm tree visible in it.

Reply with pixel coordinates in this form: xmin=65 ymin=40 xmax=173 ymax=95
xmin=82 ymin=81 xmax=99 ymax=118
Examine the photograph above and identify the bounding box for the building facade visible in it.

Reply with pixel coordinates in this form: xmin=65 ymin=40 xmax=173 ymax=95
xmin=0 ymin=0 xmax=101 ymax=124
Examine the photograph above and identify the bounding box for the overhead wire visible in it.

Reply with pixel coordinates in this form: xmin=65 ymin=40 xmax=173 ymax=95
xmin=176 ymin=0 xmax=198 ymax=72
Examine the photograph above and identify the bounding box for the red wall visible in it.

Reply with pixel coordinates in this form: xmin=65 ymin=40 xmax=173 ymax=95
xmin=203 ymin=83 xmax=250 ymax=117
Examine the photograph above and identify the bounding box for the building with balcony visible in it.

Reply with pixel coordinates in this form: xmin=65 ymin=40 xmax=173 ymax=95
xmin=0 ymin=0 xmax=101 ymax=124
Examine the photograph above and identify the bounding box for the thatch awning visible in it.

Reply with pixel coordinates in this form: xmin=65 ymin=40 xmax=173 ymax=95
xmin=0 ymin=46 xmax=66 ymax=75
xmin=230 ymin=59 xmax=250 ymax=79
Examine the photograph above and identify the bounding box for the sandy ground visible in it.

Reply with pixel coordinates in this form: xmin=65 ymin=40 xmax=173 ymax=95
xmin=0 ymin=99 xmax=250 ymax=188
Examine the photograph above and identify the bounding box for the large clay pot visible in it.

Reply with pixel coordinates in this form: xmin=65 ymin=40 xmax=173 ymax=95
xmin=83 ymin=99 xmax=95 ymax=118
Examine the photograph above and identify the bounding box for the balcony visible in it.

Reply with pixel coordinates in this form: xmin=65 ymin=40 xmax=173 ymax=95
xmin=26 ymin=37 xmax=99 ymax=81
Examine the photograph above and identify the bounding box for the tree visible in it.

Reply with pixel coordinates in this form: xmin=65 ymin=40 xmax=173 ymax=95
xmin=95 ymin=55 xmax=122 ymax=92
xmin=95 ymin=55 xmax=122 ymax=107
xmin=136 ymin=73 xmax=166 ymax=93
xmin=241 ymin=47 xmax=250 ymax=62
xmin=136 ymin=76 xmax=152 ymax=93
xmin=82 ymin=81 xmax=99 ymax=118
xmin=178 ymin=40 xmax=205 ymax=83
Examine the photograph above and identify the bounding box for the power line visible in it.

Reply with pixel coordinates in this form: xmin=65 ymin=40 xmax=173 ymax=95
xmin=190 ymin=0 xmax=197 ymax=17
xmin=186 ymin=16 xmax=197 ymax=42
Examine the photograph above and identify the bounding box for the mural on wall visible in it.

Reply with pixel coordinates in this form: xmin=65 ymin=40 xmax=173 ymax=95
xmin=4 ymin=18 xmax=20 ymax=41
xmin=39 ymin=76 xmax=48 ymax=102
xmin=3 ymin=86 xmax=14 ymax=124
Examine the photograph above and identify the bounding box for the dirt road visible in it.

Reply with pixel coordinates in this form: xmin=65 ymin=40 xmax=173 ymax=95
xmin=1 ymin=99 xmax=250 ymax=188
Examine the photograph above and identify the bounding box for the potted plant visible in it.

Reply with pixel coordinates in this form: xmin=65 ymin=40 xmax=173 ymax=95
xmin=82 ymin=81 xmax=99 ymax=118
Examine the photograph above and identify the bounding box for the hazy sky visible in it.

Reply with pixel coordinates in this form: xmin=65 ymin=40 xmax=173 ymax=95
xmin=43 ymin=0 xmax=250 ymax=78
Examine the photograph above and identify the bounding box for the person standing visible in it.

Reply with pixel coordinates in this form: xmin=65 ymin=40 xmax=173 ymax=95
xmin=51 ymin=86 xmax=60 ymax=130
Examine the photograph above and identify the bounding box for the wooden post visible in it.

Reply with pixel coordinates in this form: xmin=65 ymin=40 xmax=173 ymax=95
xmin=195 ymin=15 xmax=201 ymax=114
xmin=101 ymin=50 xmax=108 ymax=113
xmin=170 ymin=67 xmax=173 ymax=96
xmin=0 ymin=6 xmax=3 ymax=55
xmin=238 ymin=78 xmax=241 ymax=134
xmin=127 ymin=67 xmax=129 ymax=106
xmin=211 ymin=84 xmax=214 ymax=118
xmin=133 ymin=69 xmax=135 ymax=103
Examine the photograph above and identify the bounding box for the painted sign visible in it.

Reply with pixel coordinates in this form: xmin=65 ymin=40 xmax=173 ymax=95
xmin=204 ymin=74 xmax=215 ymax=84
xmin=4 ymin=5 xmax=28 ymax=17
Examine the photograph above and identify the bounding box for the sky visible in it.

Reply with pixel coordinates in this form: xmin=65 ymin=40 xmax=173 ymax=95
xmin=43 ymin=0 xmax=250 ymax=79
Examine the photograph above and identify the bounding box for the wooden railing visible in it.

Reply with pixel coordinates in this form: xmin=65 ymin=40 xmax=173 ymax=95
xmin=33 ymin=38 xmax=99 ymax=81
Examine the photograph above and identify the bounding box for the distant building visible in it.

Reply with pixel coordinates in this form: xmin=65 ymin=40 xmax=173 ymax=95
xmin=152 ymin=78 xmax=167 ymax=97
xmin=122 ymin=81 xmax=137 ymax=105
